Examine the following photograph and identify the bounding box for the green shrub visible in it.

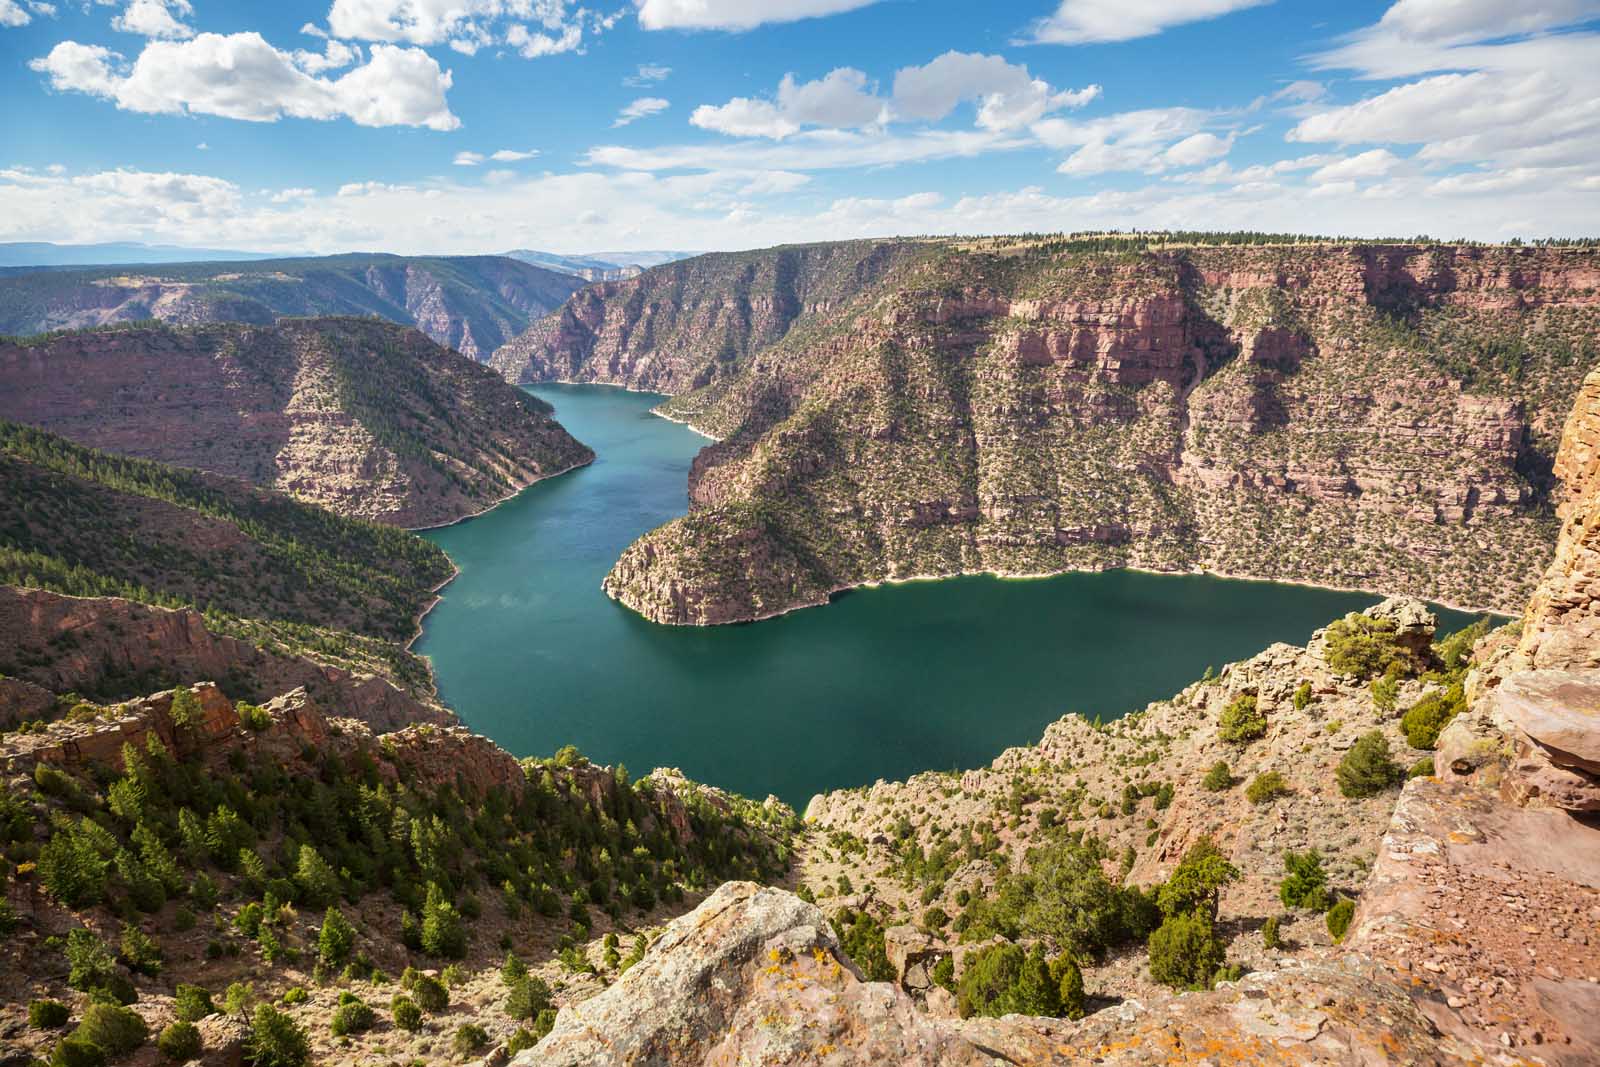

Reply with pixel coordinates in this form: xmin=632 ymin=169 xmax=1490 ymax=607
xmin=502 ymin=951 xmax=528 ymax=985
xmin=39 ymin=819 xmax=109 ymax=908
xmin=958 ymin=943 xmax=1060 ymax=1019
xmin=921 ymin=906 xmax=950 ymax=931
xmin=64 ymin=929 xmax=121 ymax=997
xmin=1326 ymin=898 xmax=1356 ymax=942
xmin=1435 ymin=617 xmax=1489 ymax=671
xmin=532 ymin=1008 xmax=557 ymax=1041
xmin=30 ymin=999 xmax=72 ymax=1028
xmin=280 ymin=988 xmax=307 ymax=1006
xmin=410 ymin=973 xmax=448 ymax=1013
xmin=1278 ymin=850 xmax=1330 ymax=911
xmin=453 ymin=1024 xmax=488 ymax=1056
xmin=223 ymin=982 xmax=253 ymax=1016
xmin=317 ymin=906 xmax=355 ymax=968
xmin=1201 ymin=761 xmax=1232 ymax=791
xmin=1370 ymin=672 xmax=1400 ymax=714
xmin=1052 ymin=954 xmax=1085 ymax=1020
xmin=329 ymin=994 xmax=374 ymax=1037
xmin=50 ymin=1038 xmax=106 ymax=1067
xmin=237 ymin=703 xmax=272 ymax=732
xmin=420 ymin=884 xmax=466 ymax=959
xmin=294 ymin=846 xmax=340 ymax=909
xmin=73 ymin=1002 xmax=149 ymax=1057
xmin=390 ymin=995 xmax=422 ymax=1032
xmin=1324 ymin=614 xmax=1413 ymax=680
xmin=1245 ymin=772 xmax=1291 ymax=805
xmin=931 ymin=955 xmax=955 ymax=992
xmin=1262 ymin=914 xmax=1281 ymax=950
xmin=1336 ymin=732 xmax=1404 ymax=797
xmin=1400 ymin=682 xmax=1465 ymax=750
xmin=1217 ymin=694 xmax=1266 ymax=743
xmin=1148 ymin=909 xmax=1228 ymax=991
xmin=1156 ymin=837 xmax=1238 ymax=920
xmin=174 ymin=984 xmax=215 ymax=1023
xmin=831 ymin=910 xmax=893 ymax=981
xmin=1292 ymin=682 xmax=1313 ymax=710
xmin=157 ymin=1020 xmax=202 ymax=1061
xmin=246 ymin=1005 xmax=308 ymax=1067
xmin=119 ymin=924 xmax=162 ymax=976
xmin=1408 ymin=757 xmax=1436 ymax=779
xmin=505 ymin=975 xmax=552 ymax=1021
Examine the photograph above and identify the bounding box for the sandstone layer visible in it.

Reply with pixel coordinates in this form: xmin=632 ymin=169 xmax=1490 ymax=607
xmin=499 ymin=239 xmax=1599 ymax=623
xmin=0 ymin=254 xmax=585 ymax=361
xmin=0 ymin=317 xmax=593 ymax=527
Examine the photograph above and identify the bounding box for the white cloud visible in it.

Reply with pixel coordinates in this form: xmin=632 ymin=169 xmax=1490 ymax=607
xmin=490 ymin=148 xmax=537 ymax=161
xmin=691 ymin=97 xmax=799 ymax=139
xmin=292 ymin=38 xmax=360 ymax=75
xmin=270 ymin=187 xmax=316 ymax=202
xmin=623 ymin=62 xmax=670 ymax=86
xmin=636 ymin=0 xmax=879 ymax=31
xmin=1025 ymin=0 xmax=1274 ymax=45
xmin=1034 ymin=107 xmax=1228 ymax=175
xmin=325 ymin=0 xmax=606 ymax=57
xmin=30 ymin=32 xmax=458 ymax=129
xmin=691 ymin=53 xmax=1095 ymax=142
xmin=1307 ymin=148 xmax=1402 ymax=184
xmin=892 ymin=52 xmax=1099 ymax=131
xmin=111 ymin=0 xmax=193 ymax=39
xmin=614 ymin=96 xmax=669 ymax=127
xmin=453 ymin=150 xmax=484 ymax=166
xmin=1 ymin=0 xmax=32 ymax=27
xmin=1374 ymin=0 xmax=1600 ymax=42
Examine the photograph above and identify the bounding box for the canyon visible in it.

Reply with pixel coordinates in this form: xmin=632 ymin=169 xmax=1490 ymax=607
xmin=0 ymin=254 xmax=585 ymax=362
xmin=496 ymin=238 xmax=1599 ymax=624
xmin=0 ymin=317 xmax=593 ymax=528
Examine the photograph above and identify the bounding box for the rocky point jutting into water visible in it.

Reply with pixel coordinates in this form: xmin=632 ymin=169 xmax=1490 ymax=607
xmin=0 ymin=317 xmax=593 ymax=527
xmin=495 ymin=238 xmax=1599 ymax=624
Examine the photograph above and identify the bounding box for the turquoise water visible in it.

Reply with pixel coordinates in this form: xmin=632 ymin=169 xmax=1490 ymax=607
xmin=417 ymin=384 xmax=1484 ymax=809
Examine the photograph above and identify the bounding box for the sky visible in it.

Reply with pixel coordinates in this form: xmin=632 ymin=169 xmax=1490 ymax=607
xmin=0 ymin=0 xmax=1597 ymax=255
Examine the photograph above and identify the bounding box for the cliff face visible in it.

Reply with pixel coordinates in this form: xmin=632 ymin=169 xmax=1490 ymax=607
xmin=490 ymin=240 xmax=932 ymax=392
xmin=0 ymin=254 xmax=585 ymax=362
xmin=0 ymin=318 xmax=593 ymax=527
xmin=501 ymin=240 xmax=1599 ymax=624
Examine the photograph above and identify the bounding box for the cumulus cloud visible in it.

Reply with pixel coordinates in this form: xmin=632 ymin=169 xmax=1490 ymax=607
xmin=893 ymin=52 xmax=1099 ymax=131
xmin=292 ymin=38 xmax=361 ymax=74
xmin=1 ymin=0 xmax=55 ymax=27
xmin=30 ymin=32 xmax=458 ymax=129
xmin=1373 ymin=0 xmax=1600 ymax=42
xmin=614 ymin=96 xmax=669 ymax=127
xmin=1024 ymin=0 xmax=1274 ymax=45
xmin=111 ymin=0 xmax=194 ymax=39
xmin=453 ymin=151 xmax=484 ymax=166
xmin=490 ymin=148 xmax=538 ymax=161
xmin=636 ymin=0 xmax=880 ymax=31
xmin=1307 ymin=148 xmax=1402 ymax=184
xmin=691 ymin=53 xmax=1094 ymax=141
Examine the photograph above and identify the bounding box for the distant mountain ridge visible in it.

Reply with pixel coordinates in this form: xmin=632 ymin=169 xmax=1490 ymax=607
xmin=0 ymin=253 xmax=585 ymax=360
xmin=504 ymin=248 xmax=700 ymax=282
xmin=0 ymin=240 xmax=286 ymax=267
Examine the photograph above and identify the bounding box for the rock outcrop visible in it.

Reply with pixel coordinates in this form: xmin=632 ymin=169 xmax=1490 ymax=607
xmin=0 ymin=317 xmax=592 ymax=527
xmin=0 ymin=587 xmax=451 ymax=729
xmin=518 ymin=881 xmax=1476 ymax=1066
xmin=500 ymin=239 xmax=1599 ymax=624
xmin=0 ymin=254 xmax=586 ymax=362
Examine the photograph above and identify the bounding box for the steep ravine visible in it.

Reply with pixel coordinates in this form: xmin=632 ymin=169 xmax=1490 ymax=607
xmin=497 ymin=239 xmax=1600 ymax=624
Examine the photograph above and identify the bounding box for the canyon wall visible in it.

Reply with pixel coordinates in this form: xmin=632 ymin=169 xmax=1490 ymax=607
xmin=0 ymin=318 xmax=593 ymax=527
xmin=0 ymin=254 xmax=585 ymax=362
xmin=501 ymin=240 xmax=1599 ymax=623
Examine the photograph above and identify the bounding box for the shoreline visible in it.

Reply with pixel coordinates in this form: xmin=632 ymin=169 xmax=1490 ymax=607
xmin=523 ymin=378 xmax=724 ymax=442
xmin=613 ymin=559 xmax=1513 ymax=629
xmin=404 ymin=454 xmax=595 ymax=654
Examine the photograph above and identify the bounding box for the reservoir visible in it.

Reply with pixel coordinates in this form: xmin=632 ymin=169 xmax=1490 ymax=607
xmin=417 ymin=384 xmax=1484 ymax=808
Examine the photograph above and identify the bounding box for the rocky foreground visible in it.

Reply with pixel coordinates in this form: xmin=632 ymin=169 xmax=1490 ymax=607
xmin=0 ymin=317 xmax=593 ymax=527
xmin=498 ymin=237 xmax=1598 ymax=624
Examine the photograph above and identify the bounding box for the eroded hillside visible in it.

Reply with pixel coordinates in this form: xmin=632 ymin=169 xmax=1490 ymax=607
xmin=0 ymin=318 xmax=593 ymax=527
xmin=0 ymin=255 xmax=585 ymax=362
xmin=500 ymin=238 xmax=1599 ymax=623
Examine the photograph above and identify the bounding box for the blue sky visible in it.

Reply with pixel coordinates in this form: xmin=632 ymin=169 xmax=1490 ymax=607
xmin=1 ymin=0 xmax=1597 ymax=254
